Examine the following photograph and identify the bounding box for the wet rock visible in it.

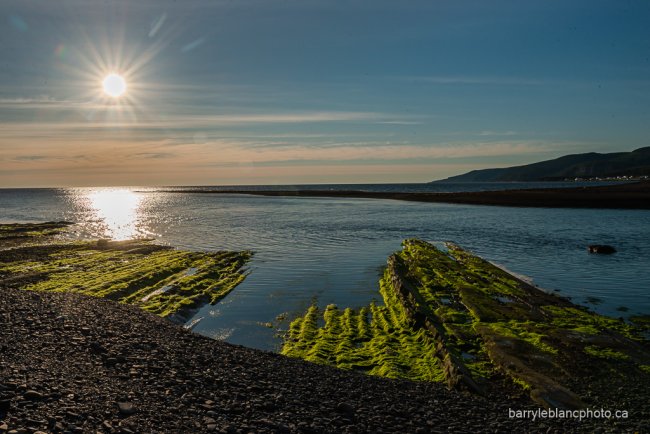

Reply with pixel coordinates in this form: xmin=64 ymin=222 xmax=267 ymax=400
xmin=0 ymin=399 xmax=11 ymax=412
xmin=116 ymin=402 xmax=136 ymax=416
xmin=89 ymin=341 xmax=107 ymax=354
xmin=22 ymin=391 xmax=43 ymax=401
xmin=588 ymin=244 xmax=617 ymax=254
xmin=336 ymin=402 xmax=355 ymax=415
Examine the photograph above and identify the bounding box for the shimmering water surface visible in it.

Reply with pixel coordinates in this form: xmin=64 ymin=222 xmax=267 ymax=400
xmin=2 ymin=184 xmax=649 ymax=351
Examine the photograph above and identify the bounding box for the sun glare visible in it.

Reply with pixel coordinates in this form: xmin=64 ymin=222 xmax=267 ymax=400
xmin=87 ymin=189 xmax=142 ymax=240
xmin=102 ymin=73 xmax=127 ymax=97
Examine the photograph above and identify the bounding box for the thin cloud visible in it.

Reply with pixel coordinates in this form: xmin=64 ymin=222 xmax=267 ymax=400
xmin=148 ymin=12 xmax=167 ymax=37
xmin=374 ymin=121 xmax=422 ymax=125
xmin=181 ymin=37 xmax=206 ymax=53
xmin=399 ymin=76 xmax=547 ymax=86
xmin=478 ymin=130 xmax=518 ymax=136
xmin=13 ymin=155 xmax=48 ymax=161
xmin=131 ymin=152 xmax=176 ymax=159
xmin=0 ymin=111 xmax=407 ymax=135
xmin=0 ymin=96 xmax=57 ymax=105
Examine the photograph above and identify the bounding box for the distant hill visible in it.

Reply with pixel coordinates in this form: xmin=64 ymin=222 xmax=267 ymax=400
xmin=437 ymin=147 xmax=650 ymax=182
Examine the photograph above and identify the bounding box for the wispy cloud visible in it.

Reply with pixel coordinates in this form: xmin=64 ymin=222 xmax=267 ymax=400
xmin=0 ymin=111 xmax=411 ymax=138
xmin=131 ymin=152 xmax=176 ymax=159
xmin=199 ymin=140 xmax=555 ymax=165
xmin=399 ymin=76 xmax=547 ymax=86
xmin=478 ymin=130 xmax=518 ymax=137
xmin=0 ymin=96 xmax=59 ymax=106
xmin=181 ymin=37 xmax=206 ymax=53
xmin=0 ymin=135 xmax=591 ymax=186
xmin=0 ymin=138 xmax=560 ymax=167
xmin=374 ymin=121 xmax=422 ymax=125
xmin=183 ymin=112 xmax=389 ymax=124
xmin=13 ymin=155 xmax=48 ymax=161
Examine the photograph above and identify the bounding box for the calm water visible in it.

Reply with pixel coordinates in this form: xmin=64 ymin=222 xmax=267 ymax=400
xmin=1 ymin=184 xmax=649 ymax=351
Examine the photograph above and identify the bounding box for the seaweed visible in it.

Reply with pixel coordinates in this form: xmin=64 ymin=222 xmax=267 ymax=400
xmin=0 ymin=223 xmax=251 ymax=319
xmin=281 ymin=239 xmax=650 ymax=410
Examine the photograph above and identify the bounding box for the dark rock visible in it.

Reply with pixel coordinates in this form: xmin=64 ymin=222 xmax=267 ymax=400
xmin=23 ymin=391 xmax=43 ymax=400
xmin=89 ymin=341 xmax=107 ymax=354
xmin=336 ymin=402 xmax=355 ymax=415
xmin=0 ymin=399 xmax=11 ymax=412
xmin=116 ymin=402 xmax=136 ymax=416
xmin=587 ymin=244 xmax=617 ymax=254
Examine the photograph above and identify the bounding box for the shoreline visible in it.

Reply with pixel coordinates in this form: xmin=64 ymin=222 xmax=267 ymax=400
xmin=2 ymin=224 xmax=649 ymax=432
xmin=282 ymin=240 xmax=650 ymax=412
xmin=151 ymin=181 xmax=650 ymax=209
xmin=1 ymin=286 xmax=605 ymax=433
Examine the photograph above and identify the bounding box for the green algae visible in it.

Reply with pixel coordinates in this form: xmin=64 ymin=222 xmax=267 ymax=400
xmin=541 ymin=305 xmax=640 ymax=339
xmin=584 ymin=345 xmax=630 ymax=360
xmin=482 ymin=321 xmax=558 ymax=355
xmin=281 ymin=239 xmax=650 ymax=410
xmin=0 ymin=221 xmax=72 ymax=242
xmin=0 ymin=224 xmax=251 ymax=319
xmin=281 ymin=272 xmax=447 ymax=382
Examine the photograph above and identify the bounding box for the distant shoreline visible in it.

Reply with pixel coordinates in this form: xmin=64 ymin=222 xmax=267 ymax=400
xmin=153 ymin=181 xmax=650 ymax=210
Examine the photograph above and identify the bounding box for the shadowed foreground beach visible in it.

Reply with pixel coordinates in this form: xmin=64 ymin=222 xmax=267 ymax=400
xmin=157 ymin=181 xmax=650 ymax=209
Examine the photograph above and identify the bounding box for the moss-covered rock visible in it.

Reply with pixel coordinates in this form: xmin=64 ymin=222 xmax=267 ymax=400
xmin=0 ymin=222 xmax=251 ymax=319
xmin=282 ymin=239 xmax=650 ymax=410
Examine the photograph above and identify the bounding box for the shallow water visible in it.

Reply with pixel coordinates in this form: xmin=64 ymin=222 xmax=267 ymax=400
xmin=1 ymin=185 xmax=649 ymax=351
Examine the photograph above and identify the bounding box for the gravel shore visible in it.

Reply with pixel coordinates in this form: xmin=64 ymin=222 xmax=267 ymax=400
xmin=1 ymin=287 xmax=641 ymax=433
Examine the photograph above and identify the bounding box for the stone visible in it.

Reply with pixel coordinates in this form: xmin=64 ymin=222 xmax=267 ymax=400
xmin=336 ymin=402 xmax=355 ymax=415
xmin=117 ymin=402 xmax=136 ymax=416
xmin=89 ymin=341 xmax=107 ymax=354
xmin=23 ymin=390 xmax=43 ymax=400
xmin=587 ymin=244 xmax=616 ymax=254
xmin=0 ymin=399 xmax=10 ymax=412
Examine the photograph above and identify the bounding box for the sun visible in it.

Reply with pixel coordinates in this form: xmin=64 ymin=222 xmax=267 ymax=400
xmin=102 ymin=73 xmax=127 ymax=97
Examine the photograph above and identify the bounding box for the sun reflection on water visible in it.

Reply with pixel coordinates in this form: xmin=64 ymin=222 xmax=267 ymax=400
xmin=86 ymin=188 xmax=144 ymax=240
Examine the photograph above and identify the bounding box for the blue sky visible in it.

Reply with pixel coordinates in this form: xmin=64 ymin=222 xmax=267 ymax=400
xmin=1 ymin=0 xmax=649 ymax=186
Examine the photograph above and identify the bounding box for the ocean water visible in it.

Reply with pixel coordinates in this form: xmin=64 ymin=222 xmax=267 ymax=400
xmin=1 ymin=184 xmax=649 ymax=351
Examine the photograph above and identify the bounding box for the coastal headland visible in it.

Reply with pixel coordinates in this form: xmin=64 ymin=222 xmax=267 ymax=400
xmin=1 ymin=223 xmax=649 ymax=432
xmin=155 ymin=181 xmax=650 ymax=209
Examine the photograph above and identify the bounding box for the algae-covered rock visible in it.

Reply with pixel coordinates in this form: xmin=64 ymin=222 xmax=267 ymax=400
xmin=282 ymin=239 xmax=650 ymax=410
xmin=0 ymin=222 xmax=251 ymax=319
xmin=0 ymin=221 xmax=73 ymax=247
